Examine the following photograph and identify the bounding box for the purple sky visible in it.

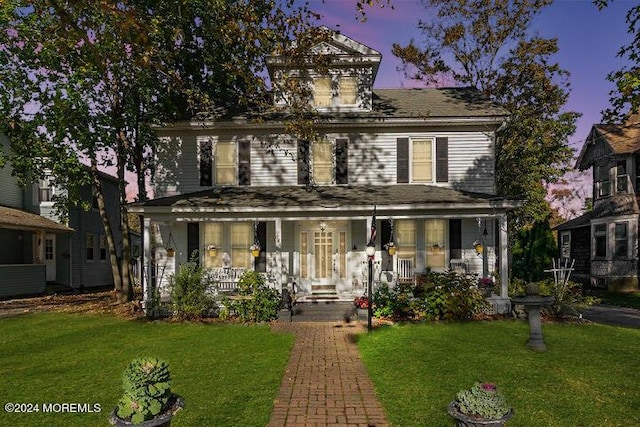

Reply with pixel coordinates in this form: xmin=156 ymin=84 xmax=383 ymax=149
xmin=308 ymin=0 xmax=636 ymax=212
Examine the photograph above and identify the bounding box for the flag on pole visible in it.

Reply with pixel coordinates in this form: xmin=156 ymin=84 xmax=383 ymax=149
xmin=368 ymin=205 xmax=377 ymax=246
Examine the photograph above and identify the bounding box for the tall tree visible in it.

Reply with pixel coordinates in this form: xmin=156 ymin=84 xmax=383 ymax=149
xmin=595 ymin=1 xmax=640 ymax=122
xmin=0 ymin=0 xmax=316 ymax=302
xmin=393 ymin=0 xmax=579 ymax=278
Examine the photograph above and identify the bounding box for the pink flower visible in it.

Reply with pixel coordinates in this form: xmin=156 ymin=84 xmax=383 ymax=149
xmin=481 ymin=383 xmax=497 ymax=392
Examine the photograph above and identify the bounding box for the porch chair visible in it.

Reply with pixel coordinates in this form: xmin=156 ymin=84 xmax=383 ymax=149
xmin=397 ymin=258 xmax=415 ymax=285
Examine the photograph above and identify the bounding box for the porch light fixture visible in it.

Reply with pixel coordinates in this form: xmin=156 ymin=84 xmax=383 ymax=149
xmin=365 ymin=242 xmax=376 ymax=258
xmin=319 ymin=221 xmax=327 ymax=232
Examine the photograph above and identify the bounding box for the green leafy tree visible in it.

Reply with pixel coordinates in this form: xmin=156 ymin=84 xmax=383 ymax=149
xmin=0 ymin=0 xmax=316 ymax=302
xmin=595 ymin=1 xmax=640 ymax=121
xmin=393 ymin=0 xmax=579 ymax=279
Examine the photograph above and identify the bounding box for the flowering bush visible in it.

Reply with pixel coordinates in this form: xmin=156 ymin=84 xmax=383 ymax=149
xmin=478 ymin=277 xmax=494 ymax=288
xmin=453 ymin=382 xmax=511 ymax=420
xmin=354 ymin=296 xmax=369 ymax=309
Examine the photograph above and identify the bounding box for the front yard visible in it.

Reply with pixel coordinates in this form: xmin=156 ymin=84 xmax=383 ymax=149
xmin=2 ymin=303 xmax=640 ymax=426
xmin=0 ymin=312 xmax=293 ymax=427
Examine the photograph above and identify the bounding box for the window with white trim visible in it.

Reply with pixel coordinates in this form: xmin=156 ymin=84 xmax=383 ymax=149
xmin=313 ymin=76 xmax=332 ymax=107
xmin=215 ymin=141 xmax=236 ymax=185
xmin=313 ymin=140 xmax=333 ymax=184
xmin=594 ymin=224 xmax=607 ymax=258
xmin=411 ymin=138 xmax=433 ymax=183
xmin=560 ymin=231 xmax=571 ymax=260
xmin=33 ymin=176 xmax=54 ymax=204
xmin=396 ymin=220 xmax=416 ymax=260
xmin=615 ymin=160 xmax=628 ymax=193
xmin=100 ymin=235 xmax=107 ymax=261
xmin=203 ymin=223 xmax=223 ymax=268
xmin=339 ymin=76 xmax=357 ymax=105
xmin=595 ymin=164 xmax=610 ymax=198
xmin=231 ymin=223 xmax=252 ymax=268
xmin=614 ymin=222 xmax=628 ymax=258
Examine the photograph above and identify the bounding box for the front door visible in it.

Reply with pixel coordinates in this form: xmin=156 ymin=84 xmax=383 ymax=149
xmin=44 ymin=234 xmax=56 ymax=282
xmin=298 ymin=221 xmax=349 ymax=295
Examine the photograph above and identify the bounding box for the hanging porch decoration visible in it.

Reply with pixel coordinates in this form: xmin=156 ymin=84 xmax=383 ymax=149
xmin=473 ymin=218 xmax=489 ymax=256
xmin=250 ymin=221 xmax=261 ymax=258
xmin=206 ymin=245 xmax=218 ymax=257
xmin=166 ymin=231 xmax=176 ymax=258
xmin=384 ymin=219 xmax=396 ymax=256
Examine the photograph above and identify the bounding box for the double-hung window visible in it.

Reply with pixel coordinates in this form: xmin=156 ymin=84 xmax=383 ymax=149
xmin=614 ymin=222 xmax=628 ymax=258
xmin=411 ymin=138 xmax=433 ymax=183
xmin=86 ymin=233 xmax=95 ymax=262
xmin=616 ymin=160 xmax=628 ymax=193
xmin=313 ymin=140 xmax=333 ymax=184
xmin=339 ymin=76 xmax=357 ymax=105
xmin=313 ymin=77 xmax=332 ymax=107
xmin=594 ymin=224 xmax=607 ymax=258
xmin=595 ymin=164 xmax=610 ymax=198
xmin=199 ymin=139 xmax=250 ymax=186
xmin=215 ymin=141 xmax=236 ymax=185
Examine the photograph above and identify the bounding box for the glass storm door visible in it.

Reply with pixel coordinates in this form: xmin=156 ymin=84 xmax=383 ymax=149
xmin=314 ymin=231 xmax=333 ymax=282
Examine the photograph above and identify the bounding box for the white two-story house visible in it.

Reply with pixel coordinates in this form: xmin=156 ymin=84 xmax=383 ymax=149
xmin=557 ymin=113 xmax=640 ymax=291
xmin=129 ymin=29 xmax=520 ymax=313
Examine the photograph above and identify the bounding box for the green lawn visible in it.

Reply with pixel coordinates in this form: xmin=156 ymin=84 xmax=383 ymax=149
xmin=358 ymin=321 xmax=640 ymax=426
xmin=593 ymin=290 xmax=640 ymax=310
xmin=0 ymin=313 xmax=294 ymax=427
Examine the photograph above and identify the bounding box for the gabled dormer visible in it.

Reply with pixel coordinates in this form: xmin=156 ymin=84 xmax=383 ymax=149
xmin=265 ymin=26 xmax=381 ymax=113
xmin=576 ymin=114 xmax=640 ymax=201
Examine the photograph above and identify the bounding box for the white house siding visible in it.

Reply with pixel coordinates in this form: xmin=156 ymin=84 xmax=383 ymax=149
xmin=0 ymin=134 xmax=23 ymax=208
xmin=153 ymin=126 xmax=496 ymax=197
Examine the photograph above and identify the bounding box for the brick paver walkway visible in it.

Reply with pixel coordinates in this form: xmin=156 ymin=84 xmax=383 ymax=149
xmin=269 ymin=321 xmax=389 ymax=427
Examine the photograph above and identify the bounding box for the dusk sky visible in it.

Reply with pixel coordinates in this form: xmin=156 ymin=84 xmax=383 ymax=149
xmin=306 ymin=0 xmax=637 ymax=213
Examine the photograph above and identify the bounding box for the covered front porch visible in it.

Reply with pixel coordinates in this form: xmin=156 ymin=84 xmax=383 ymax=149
xmin=131 ymin=185 xmax=519 ymax=313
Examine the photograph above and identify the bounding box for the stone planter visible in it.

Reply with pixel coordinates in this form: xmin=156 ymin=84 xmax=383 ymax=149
xmin=447 ymin=402 xmax=513 ymax=427
xmin=109 ymin=396 xmax=184 ymax=427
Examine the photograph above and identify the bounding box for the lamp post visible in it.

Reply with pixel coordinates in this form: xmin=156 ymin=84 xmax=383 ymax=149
xmin=365 ymin=242 xmax=375 ymax=333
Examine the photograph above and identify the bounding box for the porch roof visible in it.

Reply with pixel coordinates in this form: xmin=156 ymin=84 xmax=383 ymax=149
xmin=0 ymin=205 xmax=74 ymax=233
xmin=129 ymin=185 xmax=520 ymax=216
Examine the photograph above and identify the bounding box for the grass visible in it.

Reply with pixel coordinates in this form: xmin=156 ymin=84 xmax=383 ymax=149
xmin=591 ymin=290 xmax=640 ymax=310
xmin=0 ymin=312 xmax=294 ymax=427
xmin=357 ymin=320 xmax=640 ymax=426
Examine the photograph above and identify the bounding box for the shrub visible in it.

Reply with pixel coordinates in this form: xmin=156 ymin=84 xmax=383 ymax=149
xmin=169 ymin=263 xmax=215 ymax=320
xmin=115 ymin=357 xmax=175 ymax=425
xmin=372 ymin=272 xmax=489 ymax=321
xmin=454 ymin=382 xmax=511 ymax=420
xmin=224 ymin=271 xmax=281 ymax=322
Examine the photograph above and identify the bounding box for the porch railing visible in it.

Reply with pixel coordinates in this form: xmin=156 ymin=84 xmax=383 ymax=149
xmin=397 ymin=258 xmax=414 ymax=284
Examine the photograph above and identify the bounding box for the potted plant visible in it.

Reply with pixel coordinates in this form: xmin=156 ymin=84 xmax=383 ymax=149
xmin=353 ymin=295 xmax=369 ymax=318
xmin=448 ymin=382 xmax=512 ymax=427
xmin=206 ymin=244 xmax=218 ymax=257
xmin=384 ymin=242 xmax=396 ymax=256
xmin=109 ymin=357 xmax=184 ymax=427
xmin=473 ymin=240 xmax=484 ymax=255
xmin=165 ymin=247 xmax=175 ymax=258
xmin=249 ymin=243 xmax=260 ymax=258
xmin=478 ymin=277 xmax=494 ymax=297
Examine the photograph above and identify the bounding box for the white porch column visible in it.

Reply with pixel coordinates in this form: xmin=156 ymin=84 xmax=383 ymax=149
xmin=142 ymin=217 xmax=152 ymax=312
xmin=275 ymin=219 xmax=282 ymax=290
xmin=500 ymin=214 xmax=509 ymax=298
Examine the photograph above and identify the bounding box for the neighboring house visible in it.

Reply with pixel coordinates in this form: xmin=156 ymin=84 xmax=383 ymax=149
xmin=557 ymin=114 xmax=640 ymax=291
xmin=0 ymin=133 xmax=123 ymax=297
xmin=129 ymin=28 xmax=520 ymax=313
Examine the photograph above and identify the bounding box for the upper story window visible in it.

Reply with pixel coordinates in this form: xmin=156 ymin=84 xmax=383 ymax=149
xmin=397 ymin=137 xmax=448 ymax=184
xmin=615 ymin=160 xmax=629 ymax=193
xmin=298 ymin=138 xmax=349 ymax=185
xmin=86 ymin=233 xmax=95 ymax=262
xmin=313 ymin=77 xmax=332 ymax=107
xmin=33 ymin=176 xmax=54 ymax=204
xmin=595 ymin=164 xmax=610 ymax=198
xmin=339 ymin=77 xmax=357 ymax=105
xmin=312 ymin=75 xmax=358 ymax=108
xmin=199 ymin=139 xmax=250 ymax=187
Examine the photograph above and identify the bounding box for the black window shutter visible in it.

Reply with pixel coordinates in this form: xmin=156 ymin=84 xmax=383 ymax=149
xmin=255 ymin=222 xmax=267 ymax=272
xmin=187 ymin=222 xmax=200 ymax=264
xmin=199 ymin=139 xmax=212 ymax=186
xmin=297 ymin=140 xmax=310 ymax=185
xmin=397 ymin=138 xmax=409 ymax=183
xmin=336 ymin=138 xmax=349 ymax=184
xmin=238 ymin=140 xmax=251 ymax=186
xmin=381 ymin=219 xmax=392 ymax=270
xmin=436 ymin=137 xmax=449 ymax=183
xmin=449 ymin=219 xmax=462 ymax=259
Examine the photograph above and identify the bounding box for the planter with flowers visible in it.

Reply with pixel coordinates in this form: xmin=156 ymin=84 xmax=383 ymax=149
xmin=384 ymin=242 xmax=396 ymax=256
xmin=249 ymin=244 xmax=261 ymax=258
xmin=448 ymin=382 xmax=512 ymax=427
xmin=353 ymin=295 xmax=369 ymax=319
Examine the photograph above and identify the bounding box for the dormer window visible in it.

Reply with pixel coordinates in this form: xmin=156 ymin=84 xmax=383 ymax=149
xmin=312 ymin=75 xmax=358 ymax=108
xmin=313 ymin=77 xmax=332 ymax=107
xmin=339 ymin=76 xmax=357 ymax=105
